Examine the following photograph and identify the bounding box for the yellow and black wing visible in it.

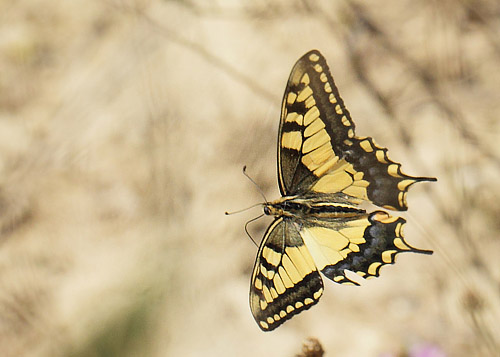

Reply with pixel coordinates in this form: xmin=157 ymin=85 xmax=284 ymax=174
xmin=278 ymin=50 xmax=436 ymax=210
xmin=298 ymin=211 xmax=432 ymax=285
xmin=249 ymin=211 xmax=431 ymax=331
xmin=249 ymin=218 xmax=324 ymax=331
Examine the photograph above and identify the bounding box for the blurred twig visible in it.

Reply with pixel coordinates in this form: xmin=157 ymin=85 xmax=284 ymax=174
xmin=458 ymin=0 xmax=500 ymax=57
xmin=136 ymin=9 xmax=276 ymax=102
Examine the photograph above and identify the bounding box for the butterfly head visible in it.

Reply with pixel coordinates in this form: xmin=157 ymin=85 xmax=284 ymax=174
xmin=263 ymin=204 xmax=280 ymax=216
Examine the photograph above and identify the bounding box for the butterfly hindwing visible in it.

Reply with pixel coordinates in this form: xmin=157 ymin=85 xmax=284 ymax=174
xmin=249 ymin=218 xmax=324 ymax=331
xmin=278 ymin=50 xmax=435 ymax=210
xmin=298 ymin=211 xmax=432 ymax=285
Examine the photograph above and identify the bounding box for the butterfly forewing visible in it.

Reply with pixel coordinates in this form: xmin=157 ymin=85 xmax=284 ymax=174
xmin=278 ymin=50 xmax=436 ymax=210
xmin=250 ymin=218 xmax=323 ymax=331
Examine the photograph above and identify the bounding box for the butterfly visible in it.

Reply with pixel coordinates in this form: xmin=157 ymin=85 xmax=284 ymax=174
xmin=249 ymin=50 xmax=436 ymax=331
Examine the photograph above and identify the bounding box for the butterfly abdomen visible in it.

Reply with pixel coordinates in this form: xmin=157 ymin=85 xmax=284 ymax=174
xmin=265 ymin=196 xmax=365 ymax=219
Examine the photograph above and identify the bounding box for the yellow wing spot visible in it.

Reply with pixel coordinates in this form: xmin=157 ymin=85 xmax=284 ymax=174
xmin=255 ymin=278 xmax=263 ymax=289
xmin=267 ymin=316 xmax=274 ymax=324
xmin=356 ymin=271 xmax=366 ymax=277
xmin=398 ymin=191 xmax=406 ymax=207
xmin=395 ymin=222 xmax=404 ymax=237
xmin=335 ymin=104 xmax=342 ymax=114
xmin=329 ymin=93 xmax=337 ymax=104
xmin=260 ymin=299 xmax=268 ymax=310
xmin=368 ymin=262 xmax=382 ymax=276
xmin=303 ymin=129 xmax=330 ymax=153
xmin=286 ymin=305 xmax=294 ymax=313
xmin=349 ymin=242 xmax=360 ymax=252
xmin=382 ymin=250 xmax=397 ymax=263
xmin=287 ymin=92 xmax=297 ymax=105
xmin=285 ymin=112 xmax=303 ymax=125
xmin=341 ymin=115 xmax=350 ymax=126
xmin=262 ymin=285 xmax=273 ymax=302
xmin=301 ymin=73 xmax=310 ymax=85
xmin=279 ymin=310 xmax=286 ymax=318
xmin=305 ymin=298 xmax=314 ymax=305
xmin=347 ymin=128 xmax=354 ymax=138
xmin=260 ymin=265 xmax=268 ymax=278
xmin=360 ymin=139 xmax=373 ymax=152
xmin=376 ymin=150 xmax=387 ymax=163
xmin=259 ymin=321 xmax=269 ymax=329
xmin=273 ymin=313 xmax=280 ymax=321
xmin=278 ymin=266 xmax=293 ymax=288
xmin=305 ymin=95 xmax=316 ymax=109
xmin=281 ymin=131 xmax=303 ymax=151
xmin=394 ymin=237 xmax=411 ymax=251
xmin=353 ymin=172 xmax=364 ymax=180
xmin=309 ymin=53 xmax=320 ymax=61
xmin=304 ymin=106 xmax=320 ymax=126
xmin=304 ymin=118 xmax=326 ymax=138
xmin=295 ymin=301 xmax=304 ymax=309
xmin=324 ymin=82 xmax=332 ymax=93
xmin=273 ymin=274 xmax=286 ymax=294
xmin=388 ymin=164 xmax=401 ymax=178
xmin=313 ymin=288 xmax=323 ymax=299
xmin=397 ymin=179 xmax=415 ymax=191
xmin=344 ymin=139 xmax=353 ymax=146
xmin=320 ymin=73 xmax=328 ymax=82
xmin=333 ymin=276 xmax=344 ymax=282
xmin=314 ymin=64 xmax=323 ymax=72
xmin=297 ymin=85 xmax=313 ymax=102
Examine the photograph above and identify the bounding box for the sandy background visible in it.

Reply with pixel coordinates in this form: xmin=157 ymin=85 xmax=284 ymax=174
xmin=0 ymin=1 xmax=499 ymax=356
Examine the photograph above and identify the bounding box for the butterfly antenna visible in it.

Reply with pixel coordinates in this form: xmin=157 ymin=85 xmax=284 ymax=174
xmin=242 ymin=166 xmax=269 ymax=203
xmin=244 ymin=214 xmax=264 ymax=247
xmin=225 ymin=202 xmax=262 ymax=215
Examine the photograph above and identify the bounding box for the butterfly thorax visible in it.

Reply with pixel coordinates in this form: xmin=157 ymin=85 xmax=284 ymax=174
xmin=264 ymin=195 xmax=365 ymax=219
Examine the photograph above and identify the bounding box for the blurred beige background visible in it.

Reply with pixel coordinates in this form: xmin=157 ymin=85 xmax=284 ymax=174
xmin=0 ymin=1 xmax=499 ymax=356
